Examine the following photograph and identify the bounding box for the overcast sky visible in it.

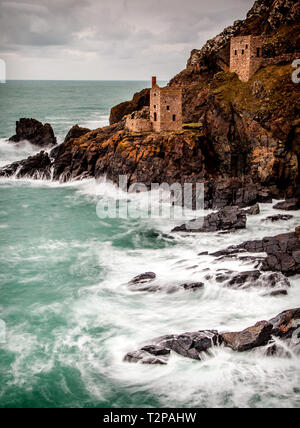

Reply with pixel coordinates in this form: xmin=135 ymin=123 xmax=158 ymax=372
xmin=0 ymin=0 xmax=254 ymax=80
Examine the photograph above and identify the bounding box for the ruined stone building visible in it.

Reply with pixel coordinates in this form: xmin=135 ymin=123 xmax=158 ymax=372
xmin=150 ymin=77 xmax=182 ymax=132
xmin=230 ymin=35 xmax=263 ymax=82
xmin=125 ymin=77 xmax=182 ymax=133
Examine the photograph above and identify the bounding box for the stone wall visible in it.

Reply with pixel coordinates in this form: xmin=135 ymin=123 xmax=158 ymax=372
xmin=125 ymin=118 xmax=152 ymax=133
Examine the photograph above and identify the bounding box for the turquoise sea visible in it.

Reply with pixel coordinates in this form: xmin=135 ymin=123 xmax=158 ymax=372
xmin=0 ymin=81 xmax=300 ymax=408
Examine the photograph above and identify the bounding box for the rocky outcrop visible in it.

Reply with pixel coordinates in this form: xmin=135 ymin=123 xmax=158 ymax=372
xmin=109 ymin=88 xmax=150 ymax=125
xmin=127 ymin=272 xmax=204 ymax=293
xmin=210 ymin=228 xmax=300 ymax=276
xmin=273 ymin=198 xmax=300 ymax=211
xmin=221 ymin=321 xmax=273 ymax=352
xmin=124 ymin=308 xmax=300 ymax=364
xmin=172 ymin=206 xmax=247 ymax=233
xmin=9 ymin=118 xmax=57 ymax=147
xmin=0 ymin=151 xmax=52 ymax=180
xmin=64 ymin=125 xmax=91 ymax=143
xmin=212 ymin=270 xmax=291 ymax=293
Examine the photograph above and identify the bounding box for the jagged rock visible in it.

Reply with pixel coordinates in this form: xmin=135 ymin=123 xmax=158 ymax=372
xmin=273 ymin=198 xmax=300 ymax=211
xmin=172 ymin=206 xmax=246 ymax=233
xmin=124 ymin=308 xmax=300 ymax=364
xmin=221 ymin=321 xmax=273 ymax=352
xmin=128 ymin=272 xmax=156 ymax=285
xmin=156 ymin=330 xmax=221 ymax=360
xmin=244 ymin=203 xmax=260 ymax=215
xmin=0 ymin=151 xmax=52 ymax=179
xmin=64 ymin=125 xmax=91 ymax=143
xmin=211 ymin=228 xmax=300 ymax=276
xmin=141 ymin=345 xmax=171 ymax=356
xmin=9 ymin=118 xmax=56 ymax=147
xmin=109 ymin=88 xmax=150 ymax=125
xmin=269 ymin=308 xmax=300 ymax=339
xmin=179 ymin=282 xmax=204 ymax=291
xmin=124 ymin=350 xmax=167 ymax=365
xmin=262 ymin=214 xmax=293 ymax=222
xmin=214 ymin=270 xmax=290 ymax=292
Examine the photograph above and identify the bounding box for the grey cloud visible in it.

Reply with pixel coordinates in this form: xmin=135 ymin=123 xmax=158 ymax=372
xmin=0 ymin=0 xmax=254 ymax=80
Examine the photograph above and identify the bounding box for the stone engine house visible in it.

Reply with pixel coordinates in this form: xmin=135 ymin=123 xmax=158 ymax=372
xmin=230 ymin=35 xmax=263 ymax=82
xmin=125 ymin=77 xmax=182 ymax=133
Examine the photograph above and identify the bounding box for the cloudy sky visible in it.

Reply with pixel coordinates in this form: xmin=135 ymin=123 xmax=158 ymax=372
xmin=0 ymin=0 xmax=254 ymax=80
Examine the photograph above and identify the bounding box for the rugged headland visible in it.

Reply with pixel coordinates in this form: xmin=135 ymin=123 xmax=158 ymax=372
xmin=1 ymin=0 xmax=300 ymax=208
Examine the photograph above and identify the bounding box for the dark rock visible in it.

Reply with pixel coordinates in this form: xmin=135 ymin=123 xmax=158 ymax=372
xmin=212 ymin=228 xmax=300 ymax=276
xmin=221 ymin=321 xmax=273 ymax=352
xmin=269 ymin=308 xmax=300 ymax=339
xmin=128 ymin=272 xmax=156 ymax=285
xmin=64 ymin=125 xmax=91 ymax=143
xmin=180 ymin=282 xmax=204 ymax=291
xmin=172 ymin=206 xmax=246 ymax=233
xmin=213 ymin=270 xmax=290 ymax=292
xmin=262 ymin=214 xmax=293 ymax=222
xmin=265 ymin=289 xmax=288 ymax=297
xmin=9 ymin=118 xmax=56 ymax=147
xmin=0 ymin=151 xmax=52 ymax=179
xmin=109 ymin=88 xmax=150 ymax=125
xmin=141 ymin=345 xmax=171 ymax=356
xmin=273 ymin=198 xmax=300 ymax=211
xmin=157 ymin=330 xmax=221 ymax=360
xmin=124 ymin=350 xmax=167 ymax=365
xmin=244 ymin=203 xmax=260 ymax=215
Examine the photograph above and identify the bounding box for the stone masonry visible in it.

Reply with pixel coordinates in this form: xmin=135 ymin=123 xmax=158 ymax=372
xmin=125 ymin=77 xmax=183 ymax=133
xmin=230 ymin=36 xmax=263 ymax=82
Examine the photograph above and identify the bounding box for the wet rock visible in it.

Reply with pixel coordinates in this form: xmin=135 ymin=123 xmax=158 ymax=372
xmin=172 ymin=206 xmax=246 ymax=233
xmin=262 ymin=214 xmax=293 ymax=222
xmin=179 ymin=282 xmax=204 ymax=291
xmin=211 ymin=228 xmax=300 ymax=277
xmin=141 ymin=345 xmax=171 ymax=356
xmin=244 ymin=203 xmax=260 ymax=215
xmin=269 ymin=308 xmax=300 ymax=339
xmin=221 ymin=321 xmax=273 ymax=352
xmin=213 ymin=270 xmax=290 ymax=292
xmin=64 ymin=125 xmax=91 ymax=143
xmin=265 ymin=289 xmax=288 ymax=297
xmin=157 ymin=330 xmax=221 ymax=360
xmin=9 ymin=118 xmax=56 ymax=147
xmin=124 ymin=350 xmax=167 ymax=365
xmin=128 ymin=272 xmax=156 ymax=285
xmin=0 ymin=151 xmax=52 ymax=179
xmin=273 ymin=198 xmax=300 ymax=211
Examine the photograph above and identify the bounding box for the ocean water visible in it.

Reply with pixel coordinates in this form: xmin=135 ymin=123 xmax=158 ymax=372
xmin=0 ymin=81 xmax=300 ymax=408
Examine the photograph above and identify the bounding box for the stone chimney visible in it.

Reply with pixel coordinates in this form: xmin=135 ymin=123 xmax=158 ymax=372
xmin=152 ymin=76 xmax=157 ymax=87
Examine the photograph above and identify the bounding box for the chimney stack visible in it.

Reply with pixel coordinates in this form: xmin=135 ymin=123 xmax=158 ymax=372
xmin=152 ymin=76 xmax=157 ymax=87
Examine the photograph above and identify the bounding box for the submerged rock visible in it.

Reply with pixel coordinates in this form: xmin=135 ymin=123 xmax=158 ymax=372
xmin=214 ymin=270 xmax=290 ymax=292
xmin=9 ymin=118 xmax=56 ymax=147
xmin=172 ymin=206 xmax=247 ymax=233
xmin=262 ymin=214 xmax=294 ymax=222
